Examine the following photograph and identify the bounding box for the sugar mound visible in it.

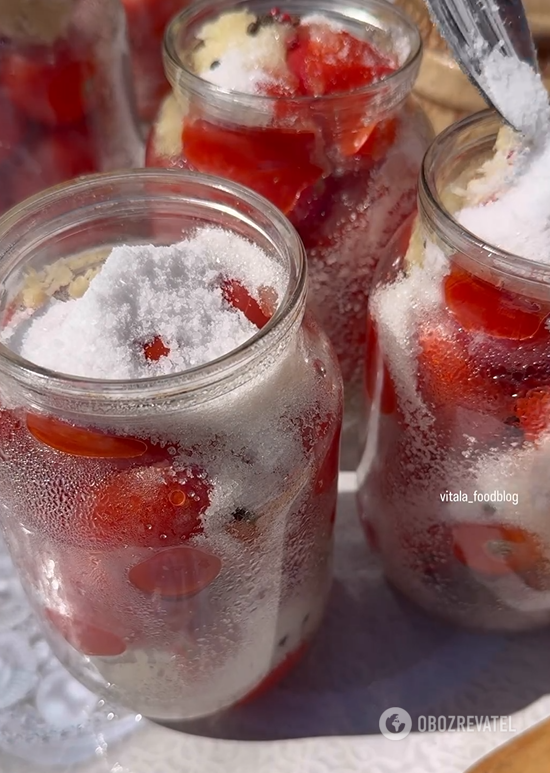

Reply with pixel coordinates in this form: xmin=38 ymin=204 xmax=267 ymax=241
xmin=458 ymin=139 xmax=550 ymax=263
xmin=11 ymin=227 xmax=285 ymax=380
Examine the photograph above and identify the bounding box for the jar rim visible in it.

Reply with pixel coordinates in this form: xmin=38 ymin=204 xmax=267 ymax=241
xmin=419 ymin=109 xmax=550 ymax=282
xmin=0 ymin=170 xmax=307 ymax=406
xmin=163 ymin=0 xmax=422 ymax=109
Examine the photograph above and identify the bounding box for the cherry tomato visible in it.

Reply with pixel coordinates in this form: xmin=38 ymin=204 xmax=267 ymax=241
xmin=10 ymin=129 xmax=96 ymax=206
xmin=417 ymin=319 xmax=513 ymax=419
xmin=26 ymin=413 xmax=151 ymax=459
xmin=365 ymin=314 xmax=397 ymax=415
xmin=220 ymin=278 xmax=275 ymax=329
xmin=237 ymin=640 xmax=309 ymax=704
xmin=128 ymin=545 xmax=222 ymax=598
xmin=3 ymin=45 xmax=95 ymax=127
xmin=46 ymin=607 xmax=127 ymax=657
xmin=444 ymin=266 xmax=550 ymax=341
xmin=286 ymin=24 xmax=395 ymax=97
xmin=182 ymin=118 xmax=324 ymax=214
xmin=452 ymin=523 xmax=545 ymax=578
xmin=86 ymin=465 xmax=211 ymax=547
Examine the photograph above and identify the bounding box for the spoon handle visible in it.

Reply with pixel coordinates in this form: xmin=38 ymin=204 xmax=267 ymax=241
xmin=466 ymin=717 xmax=550 ymax=772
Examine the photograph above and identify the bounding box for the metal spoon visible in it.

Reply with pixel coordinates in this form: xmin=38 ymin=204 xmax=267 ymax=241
xmin=423 ymin=0 xmax=550 ymax=139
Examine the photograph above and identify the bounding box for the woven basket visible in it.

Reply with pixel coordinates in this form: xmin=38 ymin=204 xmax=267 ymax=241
xmin=395 ymin=0 xmax=550 ymax=133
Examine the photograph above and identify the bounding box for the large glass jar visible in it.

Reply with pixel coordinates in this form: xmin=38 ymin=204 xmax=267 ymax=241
xmin=120 ymin=0 xmax=188 ymax=122
xmin=145 ymin=0 xmax=433 ymax=466
xmin=0 ymin=170 xmax=342 ymax=720
xmin=0 ymin=0 xmax=143 ymax=216
xmin=358 ymin=111 xmax=550 ymax=632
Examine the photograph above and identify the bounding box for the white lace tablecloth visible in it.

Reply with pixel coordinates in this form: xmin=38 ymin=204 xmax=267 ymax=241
xmin=2 ymin=473 xmax=550 ymax=773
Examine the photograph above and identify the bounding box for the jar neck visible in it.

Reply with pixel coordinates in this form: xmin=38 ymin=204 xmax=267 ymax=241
xmin=163 ymin=0 xmax=422 ymax=127
xmin=0 ymin=171 xmax=307 ymax=418
xmin=418 ymin=110 xmax=550 ymax=288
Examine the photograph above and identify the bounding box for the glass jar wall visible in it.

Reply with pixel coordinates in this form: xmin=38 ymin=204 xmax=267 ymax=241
xmin=145 ymin=0 xmax=433 ymax=466
xmin=0 ymin=0 xmax=143 ymax=216
xmin=121 ymin=0 xmax=188 ymax=122
xmin=358 ymin=112 xmax=550 ymax=631
xmin=0 ymin=171 xmax=342 ymax=719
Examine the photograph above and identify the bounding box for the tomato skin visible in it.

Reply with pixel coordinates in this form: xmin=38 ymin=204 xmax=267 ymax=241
xmin=286 ymin=25 xmax=394 ymax=97
xmin=182 ymin=118 xmax=324 ymax=214
xmin=452 ymin=523 xmax=545 ymax=578
xmin=3 ymin=46 xmax=95 ymax=128
xmin=0 ymin=94 xmax=23 ymax=166
xmin=85 ymin=465 xmax=211 ymax=548
xmin=128 ymin=545 xmax=222 ymax=598
xmin=143 ymin=335 xmax=170 ymax=361
xmin=515 ymin=387 xmax=550 ymax=442
xmin=26 ymin=413 xmax=152 ymax=459
xmin=417 ymin=319 xmax=513 ymax=419
xmin=221 ymin=278 xmax=274 ymax=330
xmin=444 ymin=267 xmax=550 ymax=341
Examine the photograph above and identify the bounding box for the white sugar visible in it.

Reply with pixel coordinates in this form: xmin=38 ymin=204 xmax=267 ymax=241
xmin=12 ymin=227 xmax=286 ymax=380
xmin=458 ymin=139 xmax=550 ymax=263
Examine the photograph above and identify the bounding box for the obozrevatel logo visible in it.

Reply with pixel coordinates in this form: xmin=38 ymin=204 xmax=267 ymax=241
xmin=379 ymin=707 xmax=413 ymax=741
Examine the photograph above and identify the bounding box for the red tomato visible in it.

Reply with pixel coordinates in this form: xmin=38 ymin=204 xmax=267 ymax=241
xmin=128 ymin=545 xmax=222 ymax=597
xmin=444 ymin=267 xmax=550 ymax=341
xmin=121 ymin=0 xmax=185 ymax=37
xmin=515 ymin=387 xmax=550 ymax=441
xmin=238 ymin=640 xmax=309 ymax=704
xmin=46 ymin=607 xmax=127 ymax=657
xmin=143 ymin=335 xmax=170 ymax=361
xmin=3 ymin=45 xmax=95 ymax=127
xmin=365 ymin=315 xmax=397 ymax=415
xmin=452 ymin=523 xmax=545 ymax=578
xmin=26 ymin=413 xmax=152 ymax=459
xmin=417 ymin=319 xmax=513 ymax=418
xmin=10 ymin=129 xmax=96 ymax=206
xmin=86 ymin=465 xmax=211 ymax=547
xmin=182 ymin=118 xmax=324 ymax=214
xmin=220 ymin=278 xmax=275 ymax=330
xmin=286 ymin=24 xmax=395 ymax=97
xmin=356 ymin=118 xmax=399 ymax=160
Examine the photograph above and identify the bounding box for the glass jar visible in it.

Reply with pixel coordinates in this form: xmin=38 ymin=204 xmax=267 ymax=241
xmin=120 ymin=0 xmax=188 ymax=122
xmin=0 ymin=0 xmax=143 ymax=217
xmin=0 ymin=170 xmax=342 ymax=720
xmin=145 ymin=0 xmax=433 ymax=467
xmin=358 ymin=110 xmax=550 ymax=631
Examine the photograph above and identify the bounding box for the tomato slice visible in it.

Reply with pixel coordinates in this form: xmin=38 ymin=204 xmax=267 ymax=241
xmin=128 ymin=545 xmax=221 ymax=597
xmin=3 ymin=45 xmax=95 ymax=127
xmin=515 ymin=387 xmax=550 ymax=442
xmin=143 ymin=335 xmax=170 ymax=361
xmin=444 ymin=267 xmax=550 ymax=341
xmin=365 ymin=315 xmax=397 ymax=415
xmin=182 ymin=118 xmax=324 ymax=214
xmin=237 ymin=640 xmax=309 ymax=704
xmin=221 ymin=278 xmax=275 ymax=329
xmin=87 ymin=465 xmax=211 ymax=547
xmin=452 ymin=523 xmax=545 ymax=577
xmin=417 ymin=319 xmax=513 ymax=418
xmin=46 ymin=608 xmax=126 ymax=657
xmin=26 ymin=414 xmax=150 ymax=458
xmin=401 ymin=522 xmax=453 ymax=577
xmin=286 ymin=24 xmax=395 ymax=97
